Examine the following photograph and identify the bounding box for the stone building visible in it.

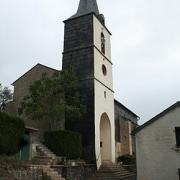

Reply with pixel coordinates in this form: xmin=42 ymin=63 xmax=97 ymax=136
xmin=115 ymin=100 xmax=139 ymax=157
xmin=135 ymin=101 xmax=180 ymax=180
xmin=5 ymin=0 xmax=139 ymax=168
xmin=6 ymin=63 xmax=59 ymax=131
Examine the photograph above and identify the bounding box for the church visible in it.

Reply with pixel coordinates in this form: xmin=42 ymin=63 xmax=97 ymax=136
xmin=6 ymin=0 xmax=139 ymax=169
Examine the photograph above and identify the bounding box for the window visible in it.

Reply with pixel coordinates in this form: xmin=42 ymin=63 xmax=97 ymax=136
xmin=104 ymin=91 xmax=107 ymax=98
xmin=102 ymin=64 xmax=107 ymax=76
xmin=178 ymin=169 xmax=180 ymax=180
xmin=175 ymin=127 xmax=180 ymax=147
xmin=101 ymin=32 xmax=105 ymax=54
xmin=115 ymin=114 xmax=121 ymax=142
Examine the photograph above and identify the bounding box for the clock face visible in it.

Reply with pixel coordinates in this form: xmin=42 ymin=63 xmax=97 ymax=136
xmin=102 ymin=64 xmax=107 ymax=76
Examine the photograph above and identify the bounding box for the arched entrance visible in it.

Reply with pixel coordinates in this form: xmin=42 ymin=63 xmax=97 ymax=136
xmin=100 ymin=113 xmax=111 ymax=163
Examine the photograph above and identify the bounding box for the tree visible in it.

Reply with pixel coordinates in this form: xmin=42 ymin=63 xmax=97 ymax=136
xmin=19 ymin=69 xmax=86 ymax=130
xmin=0 ymin=83 xmax=13 ymax=111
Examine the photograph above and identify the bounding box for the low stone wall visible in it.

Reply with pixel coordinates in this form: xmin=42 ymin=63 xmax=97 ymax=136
xmin=52 ymin=164 xmax=96 ymax=180
xmin=0 ymin=161 xmax=96 ymax=180
xmin=0 ymin=165 xmax=43 ymax=180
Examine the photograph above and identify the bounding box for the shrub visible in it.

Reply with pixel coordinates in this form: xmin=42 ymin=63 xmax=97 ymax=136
xmin=44 ymin=130 xmax=82 ymax=159
xmin=0 ymin=112 xmax=25 ymax=155
xmin=117 ymin=155 xmax=136 ymax=165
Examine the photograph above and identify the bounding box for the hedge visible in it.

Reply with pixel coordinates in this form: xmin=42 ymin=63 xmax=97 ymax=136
xmin=44 ymin=130 xmax=82 ymax=159
xmin=0 ymin=112 xmax=25 ymax=155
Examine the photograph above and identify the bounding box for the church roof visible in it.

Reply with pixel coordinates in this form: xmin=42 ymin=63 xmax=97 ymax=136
xmin=70 ymin=0 xmax=100 ymax=19
xmin=134 ymin=101 xmax=180 ymax=134
xmin=114 ymin=99 xmax=139 ymax=119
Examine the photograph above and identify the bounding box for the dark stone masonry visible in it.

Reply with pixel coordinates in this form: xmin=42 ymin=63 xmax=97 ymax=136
xmin=63 ymin=14 xmax=96 ymax=163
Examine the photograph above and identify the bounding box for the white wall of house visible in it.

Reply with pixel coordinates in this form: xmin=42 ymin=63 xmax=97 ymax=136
xmin=136 ymin=106 xmax=180 ymax=180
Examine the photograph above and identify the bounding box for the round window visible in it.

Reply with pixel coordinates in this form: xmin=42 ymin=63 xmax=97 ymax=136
xmin=102 ymin=64 xmax=107 ymax=76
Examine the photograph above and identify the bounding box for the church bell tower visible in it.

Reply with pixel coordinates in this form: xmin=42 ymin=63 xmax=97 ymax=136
xmin=62 ymin=0 xmax=115 ymax=168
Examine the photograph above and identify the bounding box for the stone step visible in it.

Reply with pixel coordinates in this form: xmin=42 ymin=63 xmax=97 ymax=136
xmin=88 ymin=164 xmax=136 ymax=180
xmin=93 ymin=176 xmax=136 ymax=180
xmin=43 ymin=167 xmax=64 ymax=180
xmin=99 ymin=171 xmax=132 ymax=174
xmin=46 ymin=174 xmax=61 ymax=178
xmin=34 ymin=143 xmax=65 ymax=180
xmin=45 ymin=175 xmax=64 ymax=180
xmin=101 ymin=166 xmax=126 ymax=168
xmin=99 ymin=169 xmax=130 ymax=172
xmin=95 ymin=173 xmax=135 ymax=177
xmin=96 ymin=173 xmax=135 ymax=177
xmin=33 ymin=158 xmax=52 ymax=163
xmin=34 ymin=155 xmax=53 ymax=159
xmin=33 ymin=162 xmax=51 ymax=165
xmin=37 ymin=147 xmax=54 ymax=154
xmin=45 ymin=173 xmax=63 ymax=179
xmin=36 ymin=148 xmax=56 ymax=159
xmin=90 ymin=176 xmax=135 ymax=179
xmin=100 ymin=168 xmax=128 ymax=171
xmin=33 ymin=158 xmax=52 ymax=162
xmin=39 ymin=151 xmax=56 ymax=157
xmin=98 ymin=171 xmax=131 ymax=175
xmin=93 ymin=178 xmax=123 ymax=179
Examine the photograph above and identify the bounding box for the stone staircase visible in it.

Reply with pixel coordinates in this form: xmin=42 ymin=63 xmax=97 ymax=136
xmin=32 ymin=143 xmax=65 ymax=180
xmin=42 ymin=165 xmax=65 ymax=180
xmin=89 ymin=164 xmax=136 ymax=180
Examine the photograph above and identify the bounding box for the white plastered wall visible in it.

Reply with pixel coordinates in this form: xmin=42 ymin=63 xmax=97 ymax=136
xmin=93 ymin=15 xmax=115 ymax=169
xmin=136 ymin=107 xmax=180 ymax=180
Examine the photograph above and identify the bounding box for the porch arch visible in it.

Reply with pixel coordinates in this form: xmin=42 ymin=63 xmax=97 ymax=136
xmin=100 ymin=113 xmax=112 ymax=163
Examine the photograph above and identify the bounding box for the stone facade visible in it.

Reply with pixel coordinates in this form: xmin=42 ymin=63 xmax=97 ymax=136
xmin=6 ymin=63 xmax=62 ymax=132
xmin=135 ymin=102 xmax=180 ymax=180
xmin=13 ymin=64 xmax=57 ymax=111
xmin=62 ymin=11 xmax=116 ymax=167
xmin=114 ymin=100 xmax=139 ymax=158
xmin=62 ymin=15 xmax=96 ymax=163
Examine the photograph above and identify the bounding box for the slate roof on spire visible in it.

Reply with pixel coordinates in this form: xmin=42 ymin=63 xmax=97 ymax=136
xmin=70 ymin=0 xmax=100 ymax=19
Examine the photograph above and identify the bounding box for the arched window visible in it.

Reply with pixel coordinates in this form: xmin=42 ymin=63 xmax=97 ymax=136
xmin=101 ymin=32 xmax=105 ymax=54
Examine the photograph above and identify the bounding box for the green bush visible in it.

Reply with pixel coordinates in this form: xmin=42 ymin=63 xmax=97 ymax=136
xmin=0 ymin=112 xmax=25 ymax=155
xmin=117 ymin=155 xmax=136 ymax=165
xmin=44 ymin=130 xmax=82 ymax=159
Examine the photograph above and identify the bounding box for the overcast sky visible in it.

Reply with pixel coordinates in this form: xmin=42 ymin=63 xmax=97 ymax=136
xmin=0 ymin=0 xmax=180 ymax=124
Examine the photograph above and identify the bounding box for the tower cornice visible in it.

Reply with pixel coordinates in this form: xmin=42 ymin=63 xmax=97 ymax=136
xmin=64 ymin=12 xmax=112 ymax=35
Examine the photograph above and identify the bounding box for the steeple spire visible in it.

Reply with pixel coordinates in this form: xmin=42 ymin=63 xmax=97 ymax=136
xmin=71 ymin=0 xmax=100 ymax=19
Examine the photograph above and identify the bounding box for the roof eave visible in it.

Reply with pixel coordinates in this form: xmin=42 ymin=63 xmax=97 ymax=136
xmin=63 ymin=12 xmax=112 ymax=35
xmin=11 ymin=63 xmax=59 ymax=86
xmin=114 ymin=99 xmax=139 ymax=119
xmin=134 ymin=101 xmax=180 ymax=134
